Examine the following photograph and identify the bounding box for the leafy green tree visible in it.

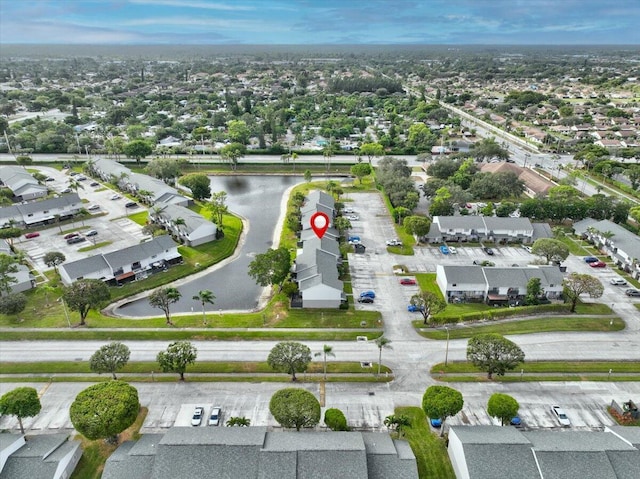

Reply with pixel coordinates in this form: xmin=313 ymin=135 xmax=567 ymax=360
xmin=227 ymin=119 xmax=251 ymax=144
xmin=43 ymin=251 xmax=66 ymax=273
xmin=63 ymin=279 xmax=110 ymax=326
xmin=123 ymin=139 xmax=153 ymax=164
xmin=268 ymin=341 xmax=312 ymax=381
xmin=495 ymin=202 xmax=517 ymax=217
xmin=89 ymin=342 xmax=131 ymax=379
xmin=192 ymin=290 xmax=215 ymax=323
xmin=427 ymin=158 xmax=460 ymax=180
xmin=487 ymin=393 xmax=520 ymax=426
xmin=207 ymin=191 xmax=228 ymax=227
xmin=350 ymin=162 xmax=372 ymax=183
xmin=407 ymin=123 xmax=437 ymax=152
xmin=269 ymin=388 xmax=321 ymax=431
xmin=148 ymin=287 xmax=182 ymax=325
xmin=16 ymin=156 xmax=33 ymax=167
xmin=429 ymin=187 xmax=454 ymax=216
xmin=375 ymin=336 xmax=392 ymax=376
xmin=0 ymin=292 xmax=27 ymax=315
xmin=358 ymin=142 xmax=384 ymax=163
xmin=157 ymin=340 xmax=198 ymax=381
xmin=324 ymin=408 xmax=349 ymax=431
xmin=0 ymin=253 xmax=19 ymax=295
xmin=220 ymin=142 xmax=246 ymax=171
xmin=70 ymin=381 xmax=139 ymax=444
xmin=304 ymin=170 xmax=312 ymax=183
xmin=0 ymin=228 xmax=22 ymax=247
xmin=410 ymin=291 xmax=447 ymax=325
xmin=467 ymin=334 xmax=525 ymax=379
xmin=525 ymin=277 xmax=543 ymax=306
xmin=383 ymin=414 xmax=411 ymax=437
xmin=226 ymin=416 xmax=251 ymax=427
xmin=248 ymin=247 xmax=291 ymax=291
xmin=563 ymin=273 xmax=604 ymax=313
xmin=422 ymin=385 xmax=464 ymax=436
xmin=531 ymin=238 xmax=570 ymax=264
xmin=403 ymin=215 xmax=431 ymax=238
xmin=470 ymin=137 xmax=510 ymax=162
xmin=178 ymin=173 xmax=211 ymax=201
xmin=146 ymin=157 xmax=182 ymax=181
xmin=314 ymin=344 xmax=335 ymax=380
xmin=0 ymin=387 xmax=42 ymax=434
xmin=333 ymin=216 xmax=352 ymax=233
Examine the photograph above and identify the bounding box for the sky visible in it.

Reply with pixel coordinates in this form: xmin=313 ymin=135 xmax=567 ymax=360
xmin=0 ymin=0 xmax=639 ymax=45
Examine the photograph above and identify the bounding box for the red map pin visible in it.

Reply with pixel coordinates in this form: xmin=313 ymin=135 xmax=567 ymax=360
xmin=310 ymin=212 xmax=329 ymax=239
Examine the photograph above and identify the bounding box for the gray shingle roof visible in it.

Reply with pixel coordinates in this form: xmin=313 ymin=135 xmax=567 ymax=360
xmin=60 ymin=254 xmax=111 ymax=281
xmin=0 ymin=434 xmax=81 ymax=479
xmin=104 ymin=235 xmax=178 ymax=270
xmin=16 ymin=193 xmax=81 ymax=215
xmin=440 ymin=266 xmax=487 ymax=285
xmin=574 ymin=218 xmax=640 ymax=261
xmin=464 ymin=444 xmax=541 ymax=479
xmin=155 ymin=203 xmax=216 ymax=233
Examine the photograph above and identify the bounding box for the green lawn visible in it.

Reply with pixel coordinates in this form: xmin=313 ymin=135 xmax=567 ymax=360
xmin=432 ymin=361 xmax=640 ymax=374
xmin=395 ymin=407 xmax=455 ymax=479
xmin=556 ymin=235 xmax=591 ymax=256
xmin=126 ymin=210 xmax=148 ymax=226
xmin=78 ymin=241 xmax=112 ymax=252
xmin=418 ymin=317 xmax=624 ymax=339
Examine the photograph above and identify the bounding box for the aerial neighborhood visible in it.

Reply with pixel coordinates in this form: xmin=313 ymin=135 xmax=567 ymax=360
xmin=0 ymin=39 xmax=639 ymax=479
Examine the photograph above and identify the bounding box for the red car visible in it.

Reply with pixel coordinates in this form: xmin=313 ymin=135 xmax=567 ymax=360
xmin=24 ymin=232 xmax=40 ymax=239
xmin=400 ymin=278 xmax=417 ymax=285
xmin=589 ymin=261 xmax=607 ymax=268
xmin=64 ymin=232 xmax=80 ymax=240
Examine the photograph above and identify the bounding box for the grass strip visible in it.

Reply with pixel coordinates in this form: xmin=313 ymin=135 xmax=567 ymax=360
xmin=433 ymin=375 xmax=640 ymax=383
xmin=418 ymin=317 xmax=624 ymax=339
xmin=0 ymin=330 xmax=383 ymax=341
xmin=431 ymin=360 xmax=640 ymax=375
xmin=395 ymin=407 xmax=455 ymax=479
xmin=0 ymin=361 xmax=391 ymax=375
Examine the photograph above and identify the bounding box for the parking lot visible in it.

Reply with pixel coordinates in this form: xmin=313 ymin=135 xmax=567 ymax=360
xmin=16 ymin=166 xmax=148 ymax=274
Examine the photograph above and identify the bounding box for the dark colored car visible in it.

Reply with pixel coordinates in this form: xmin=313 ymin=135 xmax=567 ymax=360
xmin=90 ymin=182 xmax=100 ymax=187
xmin=24 ymin=232 xmax=40 ymax=239
xmin=625 ymin=289 xmax=640 ymax=297
xmin=483 ymin=247 xmax=494 ymax=255
xmin=67 ymin=236 xmax=86 ymax=245
xmin=510 ymin=416 xmax=522 ymax=426
xmin=359 ymin=290 xmax=376 ymax=299
xmin=86 ymin=230 xmax=98 ymax=237
xmin=357 ymin=297 xmax=374 ymax=304
xmin=584 ymin=256 xmax=599 ymax=263
xmin=125 ymin=201 xmax=138 ymax=208
xmin=430 ymin=418 xmax=442 ymax=428
xmin=407 ymin=304 xmax=424 ymax=312
xmin=588 ymin=261 xmax=606 ymax=268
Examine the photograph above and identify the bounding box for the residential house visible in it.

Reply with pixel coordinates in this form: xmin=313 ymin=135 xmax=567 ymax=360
xmin=102 ymin=427 xmax=418 ymax=479
xmin=59 ymin=236 xmax=182 ymax=285
xmin=0 ymin=433 xmax=82 ymax=479
xmin=574 ymin=218 xmax=640 ymax=279
xmin=479 ymin=162 xmax=556 ymax=197
xmin=10 ymin=264 xmax=36 ymax=294
xmin=149 ymin=204 xmax=217 ymax=247
xmin=447 ymin=425 xmax=640 ymax=479
xmin=436 ymin=265 xmax=564 ymax=304
xmin=0 ymin=194 xmax=82 ymax=228
xmin=425 ymin=216 xmax=542 ymax=244
xmin=0 ymin=166 xmax=48 ymax=202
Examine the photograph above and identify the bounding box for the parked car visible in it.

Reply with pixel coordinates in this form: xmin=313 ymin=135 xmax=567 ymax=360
xmin=610 ymin=278 xmax=628 ymax=286
xmin=61 ymin=188 xmax=72 ymax=194
xmin=110 ymin=194 xmax=122 ymax=200
xmin=90 ymin=182 xmax=100 ymax=187
xmin=67 ymin=236 xmax=86 ymax=245
xmin=625 ymin=289 xmax=640 ymax=297
xmin=191 ymin=407 xmax=204 ymax=426
xmin=588 ymin=261 xmax=607 ymax=268
xmin=88 ymin=204 xmax=100 ymax=211
xmin=357 ymin=296 xmax=374 ymax=304
xmin=448 ymin=246 xmax=457 ymax=254
xmin=63 ymin=232 xmax=80 ymax=240
xmin=386 ymin=239 xmax=402 ymax=246
xmin=24 ymin=232 xmax=40 ymax=239
xmin=400 ymin=278 xmax=417 ymax=285
xmin=86 ymin=230 xmax=98 ymax=237
xmin=510 ymin=416 xmax=522 ymax=426
xmin=360 ymin=290 xmax=376 ymax=299
xmin=522 ymin=245 xmax=532 ymax=253
xmin=439 ymin=245 xmax=450 ymax=255
xmin=407 ymin=304 xmax=424 ymax=313
xmin=125 ymin=201 xmax=138 ymax=208
xmin=429 ymin=418 xmax=442 ymax=428
xmin=69 ymin=171 xmax=78 ymax=176
xmin=76 ymin=175 xmax=87 ymax=181
xmin=343 ymin=207 xmax=355 ymax=214
xmin=348 ymin=236 xmax=361 ymax=244
xmin=583 ymin=256 xmax=599 ymax=263
xmin=45 ymin=177 xmax=55 ymax=182
xmin=551 ymin=405 xmax=570 ymax=427
xmin=208 ymin=407 xmax=222 ymax=426
xmin=346 ymin=214 xmax=359 ymax=221
xmin=483 ymin=247 xmax=494 ymax=255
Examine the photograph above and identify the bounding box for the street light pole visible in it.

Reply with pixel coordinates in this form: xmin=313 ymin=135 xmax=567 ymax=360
xmin=445 ymin=326 xmax=450 ymax=366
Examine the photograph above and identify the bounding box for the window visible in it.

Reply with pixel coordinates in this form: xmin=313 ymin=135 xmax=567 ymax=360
xmin=43 ymin=210 xmax=49 ymax=214
xmin=132 ymin=261 xmax=141 ymax=270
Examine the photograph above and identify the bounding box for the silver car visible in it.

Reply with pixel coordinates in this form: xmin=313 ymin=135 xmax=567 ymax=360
xmin=209 ymin=407 xmax=222 ymax=426
xmin=552 ymin=405 xmax=570 ymax=427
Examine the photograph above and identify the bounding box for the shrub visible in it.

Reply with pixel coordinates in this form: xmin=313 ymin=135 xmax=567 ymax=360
xmin=324 ymin=408 xmax=350 ymax=431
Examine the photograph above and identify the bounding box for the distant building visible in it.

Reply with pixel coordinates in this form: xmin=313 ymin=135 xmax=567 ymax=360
xmin=0 ymin=165 xmax=48 ymax=202
xmin=0 ymin=194 xmax=82 ymax=228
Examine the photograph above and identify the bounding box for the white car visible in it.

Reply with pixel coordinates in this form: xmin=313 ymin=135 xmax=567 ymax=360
xmin=449 ymin=246 xmax=457 ymax=254
xmin=386 ymin=239 xmax=402 ymax=246
xmin=87 ymin=204 xmax=100 ymax=211
xmin=610 ymin=278 xmax=628 ymax=286
xmin=346 ymin=215 xmax=359 ymax=221
xmin=551 ymin=405 xmax=570 ymax=427
xmin=110 ymin=194 xmax=122 ymax=200
xmin=191 ymin=407 xmax=204 ymax=426
xmin=209 ymin=407 xmax=222 ymax=426
xmin=343 ymin=207 xmax=355 ymax=214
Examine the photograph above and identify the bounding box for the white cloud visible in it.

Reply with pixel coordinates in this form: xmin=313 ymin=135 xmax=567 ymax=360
xmin=129 ymin=0 xmax=255 ymax=11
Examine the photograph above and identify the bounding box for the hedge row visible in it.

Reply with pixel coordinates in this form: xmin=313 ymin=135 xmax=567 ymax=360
xmin=433 ymin=303 xmax=572 ymax=324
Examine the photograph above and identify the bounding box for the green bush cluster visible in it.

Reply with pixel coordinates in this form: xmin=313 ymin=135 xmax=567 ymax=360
xmin=324 ymin=408 xmax=350 ymax=431
xmin=434 ymin=304 xmax=572 ymax=324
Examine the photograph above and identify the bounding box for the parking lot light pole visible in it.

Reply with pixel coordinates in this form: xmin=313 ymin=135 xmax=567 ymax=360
xmin=445 ymin=326 xmax=450 ymax=366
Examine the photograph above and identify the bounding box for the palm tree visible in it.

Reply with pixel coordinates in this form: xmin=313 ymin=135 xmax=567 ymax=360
xmin=192 ymin=290 xmax=216 ymax=324
xmin=314 ymin=344 xmax=335 ymax=380
xmin=375 ymin=336 xmax=392 ymax=376
xmin=173 ymin=217 xmax=186 ymax=242
xmin=292 ymin=152 xmax=298 ymax=173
